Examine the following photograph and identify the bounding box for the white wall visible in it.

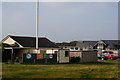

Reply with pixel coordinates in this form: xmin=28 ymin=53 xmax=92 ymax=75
xmin=2 ymin=36 xmax=23 ymax=47
xmin=46 ymin=49 xmax=58 ymax=54
xmin=58 ymin=50 xmax=69 ymax=63
xmin=3 ymin=37 xmax=16 ymax=44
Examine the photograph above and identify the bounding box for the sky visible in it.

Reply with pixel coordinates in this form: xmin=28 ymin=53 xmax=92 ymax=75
xmin=2 ymin=2 xmax=118 ymax=42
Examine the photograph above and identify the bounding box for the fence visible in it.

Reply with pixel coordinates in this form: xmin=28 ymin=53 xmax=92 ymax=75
xmin=22 ymin=53 xmax=57 ymax=64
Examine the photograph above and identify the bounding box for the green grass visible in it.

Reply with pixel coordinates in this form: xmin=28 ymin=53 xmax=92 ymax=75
xmin=2 ymin=60 xmax=120 ymax=78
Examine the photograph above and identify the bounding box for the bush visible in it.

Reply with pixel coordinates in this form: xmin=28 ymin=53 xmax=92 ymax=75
xmin=70 ymin=57 xmax=80 ymax=63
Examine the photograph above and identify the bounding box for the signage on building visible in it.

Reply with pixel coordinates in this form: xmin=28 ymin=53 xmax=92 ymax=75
xmin=37 ymin=53 xmax=43 ymax=59
xmin=49 ymin=54 xmax=53 ymax=59
xmin=26 ymin=53 xmax=32 ymax=59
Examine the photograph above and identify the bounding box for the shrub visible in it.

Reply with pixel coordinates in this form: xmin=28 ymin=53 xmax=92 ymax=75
xmin=70 ymin=57 xmax=80 ymax=63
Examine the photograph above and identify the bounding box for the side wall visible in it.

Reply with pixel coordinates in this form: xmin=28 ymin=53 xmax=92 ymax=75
xmin=17 ymin=48 xmax=59 ymax=63
xmin=81 ymin=51 xmax=97 ymax=62
xmin=58 ymin=50 xmax=69 ymax=63
xmin=70 ymin=51 xmax=97 ymax=63
xmin=70 ymin=51 xmax=82 ymax=57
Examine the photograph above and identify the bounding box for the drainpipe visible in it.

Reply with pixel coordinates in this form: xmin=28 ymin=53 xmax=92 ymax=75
xmin=11 ymin=48 xmax=14 ymax=63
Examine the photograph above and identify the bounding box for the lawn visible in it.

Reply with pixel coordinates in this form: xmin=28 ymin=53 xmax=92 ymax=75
xmin=2 ymin=60 xmax=120 ymax=79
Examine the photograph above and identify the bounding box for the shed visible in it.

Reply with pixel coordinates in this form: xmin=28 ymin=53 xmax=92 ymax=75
xmin=57 ymin=49 xmax=70 ymax=63
xmin=70 ymin=50 xmax=97 ymax=63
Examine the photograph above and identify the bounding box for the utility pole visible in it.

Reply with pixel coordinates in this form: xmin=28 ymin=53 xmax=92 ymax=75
xmin=35 ymin=0 xmax=39 ymax=64
xmin=36 ymin=0 xmax=39 ymax=52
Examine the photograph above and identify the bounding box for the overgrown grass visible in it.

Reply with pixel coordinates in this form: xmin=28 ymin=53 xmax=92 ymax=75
xmin=2 ymin=60 xmax=120 ymax=78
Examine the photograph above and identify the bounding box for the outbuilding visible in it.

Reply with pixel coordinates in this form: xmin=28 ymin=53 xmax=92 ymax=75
xmin=70 ymin=50 xmax=98 ymax=63
xmin=57 ymin=49 xmax=70 ymax=63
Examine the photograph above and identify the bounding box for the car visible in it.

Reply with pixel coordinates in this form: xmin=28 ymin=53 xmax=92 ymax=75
xmin=117 ymin=54 xmax=120 ymax=58
xmin=97 ymin=53 xmax=108 ymax=60
xmin=102 ymin=54 xmax=117 ymax=60
xmin=101 ymin=55 xmax=108 ymax=60
xmin=101 ymin=51 xmax=113 ymax=55
xmin=112 ymin=54 xmax=120 ymax=59
xmin=98 ymin=51 xmax=117 ymax=60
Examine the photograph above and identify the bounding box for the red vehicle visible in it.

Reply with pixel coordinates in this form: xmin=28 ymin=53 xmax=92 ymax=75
xmin=102 ymin=54 xmax=117 ymax=60
xmin=113 ymin=54 xmax=120 ymax=59
xmin=101 ymin=51 xmax=117 ymax=60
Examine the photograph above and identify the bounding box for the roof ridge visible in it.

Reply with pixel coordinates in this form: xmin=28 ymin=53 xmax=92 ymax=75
xmin=9 ymin=35 xmax=47 ymax=39
xmin=101 ymin=40 xmax=119 ymax=41
xmin=83 ymin=41 xmax=98 ymax=42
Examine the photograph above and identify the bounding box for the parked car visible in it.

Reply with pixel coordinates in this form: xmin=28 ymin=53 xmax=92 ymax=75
xmin=97 ymin=53 xmax=108 ymax=60
xmin=112 ymin=54 xmax=120 ymax=59
xmin=97 ymin=53 xmax=101 ymax=58
xmin=116 ymin=54 xmax=120 ymax=58
xmin=98 ymin=51 xmax=117 ymax=60
xmin=101 ymin=51 xmax=113 ymax=55
xmin=102 ymin=54 xmax=117 ymax=60
xmin=101 ymin=55 xmax=108 ymax=60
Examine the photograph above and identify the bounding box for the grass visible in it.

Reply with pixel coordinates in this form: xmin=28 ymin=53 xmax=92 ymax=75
xmin=2 ymin=60 xmax=120 ymax=79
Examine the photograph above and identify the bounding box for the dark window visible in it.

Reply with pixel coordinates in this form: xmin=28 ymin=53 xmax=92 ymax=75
xmin=71 ymin=47 xmax=74 ymax=50
xmin=60 ymin=48 xmax=63 ymax=49
xmin=109 ymin=51 xmax=113 ymax=54
xmin=103 ymin=51 xmax=107 ymax=53
xmin=75 ymin=47 xmax=78 ymax=50
xmin=55 ymin=51 xmax=58 ymax=54
xmin=65 ymin=47 xmax=67 ymax=48
xmin=65 ymin=51 xmax=69 ymax=57
xmin=80 ymin=48 xmax=83 ymax=50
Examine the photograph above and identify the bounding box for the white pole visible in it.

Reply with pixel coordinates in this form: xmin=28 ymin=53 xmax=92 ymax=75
xmin=36 ymin=0 xmax=39 ymax=50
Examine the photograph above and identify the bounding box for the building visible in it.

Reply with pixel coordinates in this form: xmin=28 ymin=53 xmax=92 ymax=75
xmin=93 ymin=40 xmax=120 ymax=53
xmin=56 ymin=41 xmax=98 ymax=63
xmin=56 ymin=41 xmax=93 ymax=51
xmin=57 ymin=40 xmax=120 ymax=54
xmin=57 ymin=49 xmax=70 ymax=63
xmin=1 ymin=35 xmax=59 ymax=63
xmin=83 ymin=41 xmax=98 ymax=50
xmin=70 ymin=50 xmax=98 ymax=63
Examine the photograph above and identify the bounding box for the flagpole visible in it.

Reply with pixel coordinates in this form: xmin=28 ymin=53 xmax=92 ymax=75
xmin=36 ymin=0 xmax=39 ymax=51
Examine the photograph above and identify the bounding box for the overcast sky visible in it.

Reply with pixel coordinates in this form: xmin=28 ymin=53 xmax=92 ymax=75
xmin=2 ymin=2 xmax=118 ymax=42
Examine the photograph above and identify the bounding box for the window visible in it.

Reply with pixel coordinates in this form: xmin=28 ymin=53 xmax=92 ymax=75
xmin=65 ymin=47 xmax=67 ymax=48
xmin=75 ymin=47 xmax=78 ymax=50
xmin=65 ymin=51 xmax=69 ymax=57
xmin=60 ymin=48 xmax=63 ymax=49
xmin=80 ymin=48 xmax=83 ymax=50
xmin=99 ymin=43 xmax=103 ymax=46
xmin=55 ymin=51 xmax=58 ymax=54
xmin=103 ymin=51 xmax=107 ymax=53
xmin=109 ymin=51 xmax=113 ymax=54
xmin=71 ymin=47 xmax=74 ymax=50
